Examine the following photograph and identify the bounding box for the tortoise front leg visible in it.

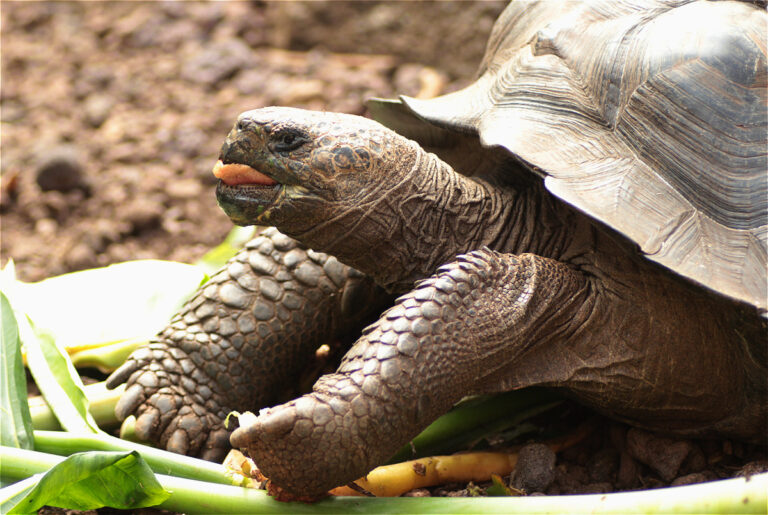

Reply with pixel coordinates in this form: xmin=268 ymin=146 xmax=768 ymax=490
xmin=106 ymin=228 xmax=388 ymax=461
xmin=231 ymin=249 xmax=593 ymax=495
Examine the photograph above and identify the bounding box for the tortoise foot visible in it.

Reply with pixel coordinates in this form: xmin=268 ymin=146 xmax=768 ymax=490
xmin=108 ymin=343 xmax=232 ymax=461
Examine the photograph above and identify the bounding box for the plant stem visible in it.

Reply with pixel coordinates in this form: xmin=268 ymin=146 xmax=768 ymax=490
xmin=29 ymin=382 xmax=123 ymax=431
xmin=32 ymin=430 xmax=234 ymax=486
xmin=2 ymin=446 xmax=766 ymax=514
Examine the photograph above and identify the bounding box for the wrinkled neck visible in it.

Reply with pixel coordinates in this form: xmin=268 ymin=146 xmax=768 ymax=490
xmin=300 ymin=144 xmax=578 ymax=293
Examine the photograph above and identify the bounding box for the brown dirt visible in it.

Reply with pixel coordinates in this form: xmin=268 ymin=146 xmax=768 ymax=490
xmin=2 ymin=0 xmax=765 ymax=506
xmin=1 ymin=1 xmax=505 ymax=281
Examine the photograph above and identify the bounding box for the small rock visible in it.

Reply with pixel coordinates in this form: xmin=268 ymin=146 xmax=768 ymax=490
xmin=679 ymin=443 xmax=707 ymax=475
xmin=626 ymin=428 xmax=692 ymax=481
xmin=34 ymin=218 xmax=58 ymax=237
xmin=65 ymin=242 xmax=97 ymax=271
xmin=181 ymin=39 xmax=254 ymax=87
xmin=125 ymin=198 xmax=163 ymax=232
xmin=83 ymin=94 xmax=114 ymax=128
xmin=512 ymin=443 xmax=556 ymax=493
xmin=35 ymin=145 xmax=87 ymax=193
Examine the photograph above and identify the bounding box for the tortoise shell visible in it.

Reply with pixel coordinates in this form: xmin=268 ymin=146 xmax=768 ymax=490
xmin=370 ymin=0 xmax=767 ymax=311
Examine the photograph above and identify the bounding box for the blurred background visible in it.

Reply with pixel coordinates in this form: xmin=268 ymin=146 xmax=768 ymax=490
xmin=0 ymin=1 xmax=506 ymax=282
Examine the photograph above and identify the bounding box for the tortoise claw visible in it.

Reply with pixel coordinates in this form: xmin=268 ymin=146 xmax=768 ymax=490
xmin=202 ymin=428 xmax=232 ymax=462
xmin=106 ymin=351 xmax=150 ymax=389
xmin=133 ymin=405 xmax=161 ymax=442
xmin=166 ymin=428 xmax=190 ymax=456
xmin=114 ymin=383 xmax=147 ymax=421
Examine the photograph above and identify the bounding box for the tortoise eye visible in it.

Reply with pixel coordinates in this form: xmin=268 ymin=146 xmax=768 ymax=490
xmin=271 ymin=130 xmax=307 ymax=153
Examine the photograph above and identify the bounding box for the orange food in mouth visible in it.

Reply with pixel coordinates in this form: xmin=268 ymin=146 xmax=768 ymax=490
xmin=213 ymin=160 xmax=277 ymax=186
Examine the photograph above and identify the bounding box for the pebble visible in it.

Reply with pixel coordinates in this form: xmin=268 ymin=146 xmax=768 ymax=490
xmin=626 ymin=428 xmax=692 ymax=481
xmin=181 ymin=39 xmax=254 ymax=86
xmin=34 ymin=218 xmax=58 ymax=236
xmin=83 ymin=94 xmax=114 ymax=128
xmin=512 ymin=443 xmax=557 ymax=493
xmin=35 ymin=145 xmax=86 ymax=192
xmin=65 ymin=242 xmax=97 ymax=271
xmin=124 ymin=198 xmax=163 ymax=232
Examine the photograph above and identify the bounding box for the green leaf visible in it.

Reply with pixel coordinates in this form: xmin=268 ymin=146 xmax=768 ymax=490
xmin=24 ymin=321 xmax=100 ymax=434
xmin=388 ymin=388 xmax=560 ymax=463
xmin=0 ymin=260 xmax=207 ymax=351
xmin=486 ymin=474 xmax=515 ymax=497
xmin=0 ymin=475 xmax=42 ymax=513
xmin=5 ymin=450 xmax=169 ymax=513
xmin=0 ymin=291 xmax=33 ymax=449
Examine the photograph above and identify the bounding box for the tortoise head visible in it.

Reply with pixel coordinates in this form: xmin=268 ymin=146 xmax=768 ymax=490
xmin=215 ymin=107 xmax=418 ymax=241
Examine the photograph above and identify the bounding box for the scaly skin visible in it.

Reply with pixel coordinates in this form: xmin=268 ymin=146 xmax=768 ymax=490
xmin=230 ymin=250 xmax=594 ymax=494
xmin=106 ymin=227 xmax=389 ymax=461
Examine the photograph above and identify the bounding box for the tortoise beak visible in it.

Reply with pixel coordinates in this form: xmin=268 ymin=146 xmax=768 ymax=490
xmin=217 ymin=125 xmax=262 ymax=169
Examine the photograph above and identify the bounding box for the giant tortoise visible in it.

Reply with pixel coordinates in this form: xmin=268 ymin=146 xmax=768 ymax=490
xmin=107 ymin=0 xmax=767 ymax=496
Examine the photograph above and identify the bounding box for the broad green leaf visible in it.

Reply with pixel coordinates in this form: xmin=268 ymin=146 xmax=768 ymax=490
xmin=5 ymin=450 xmax=168 ymax=513
xmin=24 ymin=322 xmax=100 ymax=434
xmin=0 ymin=291 xmax=33 ymax=449
xmin=196 ymin=225 xmax=258 ymax=274
xmin=0 ymin=260 xmax=207 ymax=351
xmin=0 ymin=475 xmax=42 ymax=513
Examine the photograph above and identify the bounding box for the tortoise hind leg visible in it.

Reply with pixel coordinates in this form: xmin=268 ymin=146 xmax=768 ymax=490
xmin=106 ymin=228 xmax=389 ymax=461
xmin=230 ymin=249 xmax=594 ymax=495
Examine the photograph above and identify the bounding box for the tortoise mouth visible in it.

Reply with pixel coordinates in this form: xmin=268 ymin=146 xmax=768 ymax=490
xmin=214 ymin=161 xmax=285 ymax=225
xmin=213 ymin=160 xmax=278 ymax=187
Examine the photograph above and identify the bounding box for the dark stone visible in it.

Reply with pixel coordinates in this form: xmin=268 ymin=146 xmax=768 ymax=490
xmin=35 ymin=145 xmax=87 ymax=193
xmin=626 ymin=428 xmax=692 ymax=482
xmin=512 ymin=443 xmax=556 ymax=493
